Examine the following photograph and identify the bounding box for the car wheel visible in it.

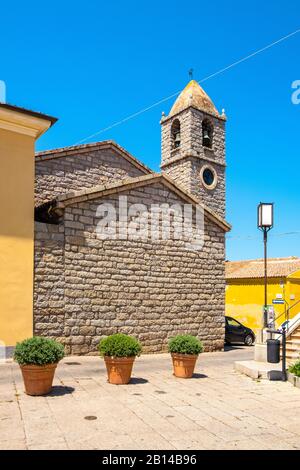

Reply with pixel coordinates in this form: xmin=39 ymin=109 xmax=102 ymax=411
xmin=244 ymin=334 xmax=254 ymax=346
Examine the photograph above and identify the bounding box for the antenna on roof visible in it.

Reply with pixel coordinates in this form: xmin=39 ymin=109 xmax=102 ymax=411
xmin=0 ymin=81 xmax=6 ymax=103
xmin=188 ymin=68 xmax=194 ymax=80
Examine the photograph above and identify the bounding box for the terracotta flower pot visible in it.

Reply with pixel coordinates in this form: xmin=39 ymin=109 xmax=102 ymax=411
xmin=104 ymin=356 xmax=135 ymax=384
xmin=171 ymin=353 xmax=198 ymax=378
xmin=20 ymin=363 xmax=57 ymax=396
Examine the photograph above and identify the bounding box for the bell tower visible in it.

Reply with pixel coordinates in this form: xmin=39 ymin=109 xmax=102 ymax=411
xmin=160 ymin=80 xmax=226 ymax=219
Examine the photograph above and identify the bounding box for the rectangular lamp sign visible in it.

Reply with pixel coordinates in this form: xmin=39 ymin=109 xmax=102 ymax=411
xmin=258 ymin=202 xmax=274 ymax=228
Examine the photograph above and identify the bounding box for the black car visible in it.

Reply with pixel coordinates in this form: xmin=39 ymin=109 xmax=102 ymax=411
xmin=225 ymin=316 xmax=255 ymax=346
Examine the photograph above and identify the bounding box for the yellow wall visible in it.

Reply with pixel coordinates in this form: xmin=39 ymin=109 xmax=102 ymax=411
xmin=0 ymin=105 xmax=53 ymax=349
xmin=0 ymin=128 xmax=36 ymax=346
xmin=286 ymin=275 xmax=300 ymax=319
xmin=226 ymin=275 xmax=300 ymax=335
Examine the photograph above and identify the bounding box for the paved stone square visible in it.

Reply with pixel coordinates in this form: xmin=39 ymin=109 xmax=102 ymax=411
xmin=1 ymin=347 xmax=300 ymax=450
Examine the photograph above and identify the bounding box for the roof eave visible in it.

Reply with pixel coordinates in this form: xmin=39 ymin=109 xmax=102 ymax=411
xmin=0 ymin=102 xmax=57 ymax=126
xmin=46 ymin=173 xmax=231 ymax=233
xmin=35 ymin=140 xmax=152 ymax=175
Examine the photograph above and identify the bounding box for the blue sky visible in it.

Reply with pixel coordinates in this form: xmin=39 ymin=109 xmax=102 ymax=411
xmin=1 ymin=0 xmax=299 ymax=260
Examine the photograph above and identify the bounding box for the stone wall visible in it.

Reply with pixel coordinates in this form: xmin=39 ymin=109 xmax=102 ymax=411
xmin=190 ymin=158 xmax=226 ymax=219
xmin=163 ymin=157 xmax=192 ymax=193
xmin=163 ymin=157 xmax=226 ymax=219
xmin=34 ymin=222 xmax=65 ymax=340
xmin=189 ymin=108 xmax=225 ymax=165
xmin=161 ymin=109 xmax=193 ymax=167
xmin=34 ymin=182 xmax=225 ymax=354
xmin=161 ymin=108 xmax=225 ymax=167
xmin=161 ymin=107 xmax=226 ymax=218
xmin=35 ymin=147 xmax=146 ymax=205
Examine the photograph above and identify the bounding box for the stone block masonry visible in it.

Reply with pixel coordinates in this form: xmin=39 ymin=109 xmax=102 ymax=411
xmin=34 ymin=223 xmax=65 ymax=339
xmin=34 ymin=182 xmax=226 ymax=354
xmin=161 ymin=107 xmax=226 ymax=219
xmin=163 ymin=157 xmax=226 ymax=219
xmin=35 ymin=146 xmax=147 ymax=206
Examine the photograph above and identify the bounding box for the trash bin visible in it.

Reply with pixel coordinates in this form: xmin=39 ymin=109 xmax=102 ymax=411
xmin=267 ymin=339 xmax=280 ymax=363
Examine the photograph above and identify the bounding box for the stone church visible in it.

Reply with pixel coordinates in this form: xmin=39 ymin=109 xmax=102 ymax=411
xmin=34 ymin=80 xmax=231 ymax=354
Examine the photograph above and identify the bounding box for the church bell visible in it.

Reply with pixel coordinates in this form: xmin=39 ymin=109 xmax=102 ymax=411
xmin=174 ymin=132 xmax=181 ymax=148
xmin=203 ymin=129 xmax=211 ymax=145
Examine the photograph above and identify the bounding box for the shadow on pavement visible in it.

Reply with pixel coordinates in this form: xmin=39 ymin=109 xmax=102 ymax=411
xmin=191 ymin=373 xmax=208 ymax=379
xmin=224 ymin=344 xmax=252 ymax=352
xmin=48 ymin=386 xmax=75 ymax=396
xmin=129 ymin=377 xmax=149 ymax=384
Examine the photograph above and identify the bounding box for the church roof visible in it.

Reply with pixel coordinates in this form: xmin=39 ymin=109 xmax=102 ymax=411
xmin=35 ymin=140 xmax=152 ymax=175
xmin=50 ymin=173 xmax=231 ymax=232
xmin=169 ymin=80 xmax=219 ymax=117
xmin=226 ymin=257 xmax=300 ymax=279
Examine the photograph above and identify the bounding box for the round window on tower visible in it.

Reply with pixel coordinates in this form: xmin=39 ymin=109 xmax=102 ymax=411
xmin=200 ymin=165 xmax=217 ymax=190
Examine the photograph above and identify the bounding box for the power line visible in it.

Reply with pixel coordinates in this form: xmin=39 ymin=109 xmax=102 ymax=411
xmin=226 ymin=231 xmax=300 ymax=240
xmin=75 ymin=27 xmax=300 ymax=145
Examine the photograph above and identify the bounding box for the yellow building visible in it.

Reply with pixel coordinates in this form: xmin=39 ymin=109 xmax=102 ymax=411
xmin=0 ymin=103 xmax=56 ymax=354
xmin=226 ymin=257 xmax=300 ymax=336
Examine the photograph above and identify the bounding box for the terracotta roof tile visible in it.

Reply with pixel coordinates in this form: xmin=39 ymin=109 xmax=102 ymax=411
xmin=226 ymin=257 xmax=300 ymax=279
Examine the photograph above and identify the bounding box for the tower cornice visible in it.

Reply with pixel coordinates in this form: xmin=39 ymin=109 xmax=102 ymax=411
xmin=160 ymin=104 xmax=226 ymax=125
xmin=160 ymin=152 xmax=226 ymax=169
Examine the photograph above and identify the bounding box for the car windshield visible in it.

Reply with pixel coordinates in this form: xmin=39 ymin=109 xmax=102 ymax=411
xmin=227 ymin=318 xmax=241 ymax=327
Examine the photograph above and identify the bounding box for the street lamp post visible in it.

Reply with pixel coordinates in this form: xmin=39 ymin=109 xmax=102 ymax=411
xmin=257 ymin=202 xmax=274 ymax=329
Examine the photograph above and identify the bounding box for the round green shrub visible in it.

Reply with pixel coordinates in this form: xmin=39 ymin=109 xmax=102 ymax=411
xmin=14 ymin=337 xmax=65 ymax=365
xmin=168 ymin=335 xmax=203 ymax=355
xmin=98 ymin=333 xmax=142 ymax=357
xmin=289 ymin=360 xmax=300 ymax=377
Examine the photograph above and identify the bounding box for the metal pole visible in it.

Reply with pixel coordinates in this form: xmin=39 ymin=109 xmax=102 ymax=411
xmin=264 ymin=228 xmax=268 ymax=328
xmin=282 ymin=326 xmax=287 ymax=381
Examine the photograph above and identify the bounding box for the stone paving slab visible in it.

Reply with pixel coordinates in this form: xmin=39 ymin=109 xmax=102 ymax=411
xmin=0 ymin=347 xmax=299 ymax=450
xmin=234 ymin=360 xmax=282 ymax=380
